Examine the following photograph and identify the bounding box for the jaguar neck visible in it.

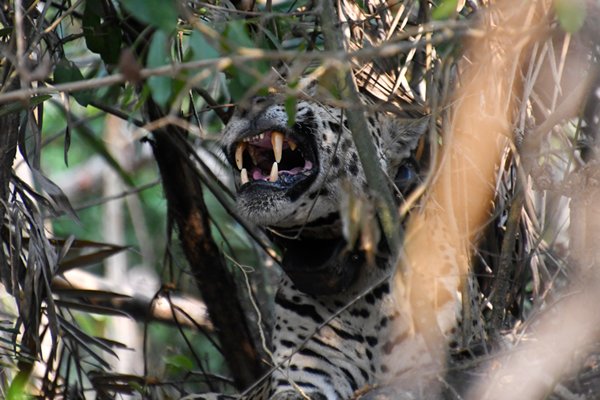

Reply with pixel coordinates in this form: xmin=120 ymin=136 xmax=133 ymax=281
xmin=269 ymin=214 xmax=393 ymax=296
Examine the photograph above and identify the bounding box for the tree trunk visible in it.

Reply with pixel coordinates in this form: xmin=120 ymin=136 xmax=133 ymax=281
xmin=149 ymin=120 xmax=265 ymax=390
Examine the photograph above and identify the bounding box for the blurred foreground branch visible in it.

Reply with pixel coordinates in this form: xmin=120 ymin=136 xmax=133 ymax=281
xmin=396 ymin=0 xmax=554 ymax=394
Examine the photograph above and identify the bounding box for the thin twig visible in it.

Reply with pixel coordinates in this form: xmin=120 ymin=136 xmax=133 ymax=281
xmin=0 ymin=25 xmax=472 ymax=105
xmin=489 ymin=181 xmax=525 ymax=336
xmin=320 ymin=0 xmax=401 ymax=249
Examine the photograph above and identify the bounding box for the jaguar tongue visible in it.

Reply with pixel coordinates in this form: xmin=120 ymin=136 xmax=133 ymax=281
xmin=244 ymin=158 xmax=314 ymax=184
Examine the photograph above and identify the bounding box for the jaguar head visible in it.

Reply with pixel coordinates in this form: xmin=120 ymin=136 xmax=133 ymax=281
xmin=221 ymin=81 xmax=426 ymax=294
xmin=221 ymin=87 xmax=345 ymax=231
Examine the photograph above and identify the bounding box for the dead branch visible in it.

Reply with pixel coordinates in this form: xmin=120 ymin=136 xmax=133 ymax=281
xmin=51 ymin=270 xmax=213 ymax=331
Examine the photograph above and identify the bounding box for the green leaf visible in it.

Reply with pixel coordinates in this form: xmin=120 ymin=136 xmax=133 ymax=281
xmin=223 ymin=21 xmax=269 ymax=99
xmin=54 ymin=60 xmax=93 ymax=106
xmin=257 ymin=25 xmax=283 ymax=51
xmin=6 ymin=373 xmax=33 ymax=400
xmin=225 ymin=20 xmax=254 ymax=49
xmin=55 ymin=59 xmax=85 ymax=83
xmin=147 ymin=31 xmax=172 ymax=108
xmin=186 ymin=30 xmax=218 ymax=86
xmin=83 ymin=0 xmax=122 ymax=65
xmin=320 ymin=69 xmax=342 ymax=100
xmin=147 ymin=77 xmax=172 ymax=108
xmin=129 ymin=382 xmax=144 ymax=394
xmin=432 ymin=0 xmax=458 ymax=20
xmin=554 ymin=0 xmax=586 ymax=33
xmin=120 ymin=0 xmax=177 ymax=33
xmin=285 ymin=96 xmax=296 ymax=127
xmin=164 ymin=354 xmax=194 ymax=371
xmin=189 ymin=30 xmax=218 ymax=61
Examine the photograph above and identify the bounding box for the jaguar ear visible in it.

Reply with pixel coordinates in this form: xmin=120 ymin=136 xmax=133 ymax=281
xmin=298 ymin=77 xmax=318 ymax=97
xmin=385 ymin=117 xmax=429 ymax=172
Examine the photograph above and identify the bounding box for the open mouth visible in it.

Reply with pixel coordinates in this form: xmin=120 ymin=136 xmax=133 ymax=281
xmin=229 ymin=128 xmax=318 ymax=195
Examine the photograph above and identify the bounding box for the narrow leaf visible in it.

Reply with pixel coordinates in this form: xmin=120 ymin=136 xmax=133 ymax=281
xmin=54 ymin=299 xmax=132 ymax=317
xmin=31 ymin=168 xmax=79 ymax=220
xmin=64 ymin=115 xmax=136 ymax=187
xmin=53 ymin=288 xmax=132 ymax=301
xmin=285 ymin=96 xmax=297 ymax=127
xmin=54 ymin=60 xmax=93 ymax=106
xmin=58 ymin=315 xmax=118 ymax=362
xmin=164 ymin=354 xmax=194 ymax=371
xmin=0 ymin=95 xmax=51 ymax=117
xmin=147 ymin=31 xmax=172 ymax=108
xmin=57 ymin=245 xmax=129 ymax=274
xmin=83 ymin=0 xmax=122 ymax=65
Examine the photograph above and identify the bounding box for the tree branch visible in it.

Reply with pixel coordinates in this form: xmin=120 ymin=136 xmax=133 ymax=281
xmin=50 ymin=270 xmax=213 ymax=331
xmin=0 ymin=23 xmax=466 ymax=105
xmin=148 ymin=110 xmax=265 ymax=389
xmin=319 ymin=0 xmax=401 ymax=249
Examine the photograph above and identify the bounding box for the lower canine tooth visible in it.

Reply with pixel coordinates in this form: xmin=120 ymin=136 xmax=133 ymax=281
xmin=269 ymin=162 xmax=278 ymax=182
xmin=241 ymin=168 xmax=249 ymax=185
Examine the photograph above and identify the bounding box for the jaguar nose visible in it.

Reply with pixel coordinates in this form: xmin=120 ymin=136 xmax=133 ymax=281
xmin=251 ymin=96 xmax=268 ymax=106
xmin=236 ymin=96 xmax=271 ymax=119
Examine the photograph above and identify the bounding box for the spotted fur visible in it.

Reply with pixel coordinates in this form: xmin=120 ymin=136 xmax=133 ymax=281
xmin=190 ymin=80 xmax=468 ymax=400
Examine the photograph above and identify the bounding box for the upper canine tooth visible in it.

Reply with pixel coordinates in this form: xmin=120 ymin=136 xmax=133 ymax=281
xmin=269 ymin=162 xmax=278 ymax=182
xmin=271 ymin=131 xmax=284 ymax=163
xmin=288 ymin=139 xmax=297 ymax=151
xmin=241 ymin=168 xmax=249 ymax=185
xmin=235 ymin=142 xmax=247 ymax=170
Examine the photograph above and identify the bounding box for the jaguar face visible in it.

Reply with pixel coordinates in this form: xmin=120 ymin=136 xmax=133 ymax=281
xmin=221 ymin=94 xmax=349 ymax=230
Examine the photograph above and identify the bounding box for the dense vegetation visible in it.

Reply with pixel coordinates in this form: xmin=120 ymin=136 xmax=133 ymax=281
xmin=0 ymin=0 xmax=598 ymax=399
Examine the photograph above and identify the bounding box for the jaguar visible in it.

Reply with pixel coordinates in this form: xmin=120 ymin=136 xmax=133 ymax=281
xmin=186 ymin=76 xmax=474 ymax=400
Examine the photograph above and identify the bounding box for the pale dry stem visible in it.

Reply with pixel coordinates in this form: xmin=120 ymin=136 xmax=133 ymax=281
xmin=396 ymin=0 xmax=556 ymax=392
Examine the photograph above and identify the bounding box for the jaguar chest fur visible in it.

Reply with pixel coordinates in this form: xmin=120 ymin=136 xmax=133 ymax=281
xmin=216 ymin=81 xmax=461 ymax=400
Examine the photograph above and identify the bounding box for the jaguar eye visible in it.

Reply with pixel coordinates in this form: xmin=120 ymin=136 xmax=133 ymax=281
xmin=395 ymin=161 xmax=419 ymax=194
xmin=397 ymin=164 xmax=416 ymax=181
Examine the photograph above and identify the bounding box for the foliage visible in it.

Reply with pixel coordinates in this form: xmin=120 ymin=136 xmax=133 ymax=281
xmin=0 ymin=0 xmax=338 ymax=397
xmin=554 ymin=0 xmax=587 ymax=33
xmin=0 ymin=0 xmax=599 ymax=399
